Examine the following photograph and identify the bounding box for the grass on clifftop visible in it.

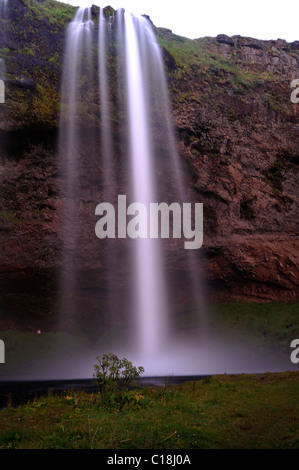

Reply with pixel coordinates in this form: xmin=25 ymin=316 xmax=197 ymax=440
xmin=156 ymin=29 xmax=288 ymax=115
xmin=22 ymin=0 xmax=75 ymax=28
xmin=0 ymin=371 xmax=298 ymax=449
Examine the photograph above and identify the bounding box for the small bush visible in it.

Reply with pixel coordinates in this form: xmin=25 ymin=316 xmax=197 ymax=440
xmin=93 ymin=353 xmax=145 ymax=411
xmin=93 ymin=353 xmax=144 ymax=393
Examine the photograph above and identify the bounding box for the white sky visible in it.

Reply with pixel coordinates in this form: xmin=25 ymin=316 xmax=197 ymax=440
xmin=58 ymin=0 xmax=299 ymax=42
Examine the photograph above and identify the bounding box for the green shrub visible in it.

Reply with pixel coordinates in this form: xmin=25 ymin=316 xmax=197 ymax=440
xmin=93 ymin=352 xmax=144 ymax=393
xmin=93 ymin=353 xmax=145 ymax=411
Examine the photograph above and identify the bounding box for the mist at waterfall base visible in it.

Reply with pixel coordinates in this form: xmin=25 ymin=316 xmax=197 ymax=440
xmin=0 ymin=6 xmax=296 ymax=381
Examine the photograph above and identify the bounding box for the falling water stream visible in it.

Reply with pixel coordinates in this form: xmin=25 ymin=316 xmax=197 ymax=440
xmin=123 ymin=13 xmax=169 ymax=358
xmin=59 ymin=7 xmax=206 ymax=373
xmin=59 ymin=8 xmax=94 ymax=331
xmin=98 ymin=7 xmax=113 ymax=194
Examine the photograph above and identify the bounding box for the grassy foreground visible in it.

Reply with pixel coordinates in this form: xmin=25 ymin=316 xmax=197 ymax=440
xmin=0 ymin=371 xmax=298 ymax=449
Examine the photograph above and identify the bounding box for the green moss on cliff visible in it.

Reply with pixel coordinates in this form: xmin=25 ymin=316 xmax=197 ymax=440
xmin=1 ymin=0 xmax=76 ymax=128
xmin=33 ymin=82 xmax=59 ymax=125
xmin=157 ymin=29 xmax=288 ymax=118
xmin=22 ymin=0 xmax=75 ymax=27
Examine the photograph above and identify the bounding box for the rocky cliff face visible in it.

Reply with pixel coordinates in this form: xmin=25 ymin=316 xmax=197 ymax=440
xmin=0 ymin=0 xmax=298 ymax=328
xmin=165 ymin=32 xmax=299 ymax=301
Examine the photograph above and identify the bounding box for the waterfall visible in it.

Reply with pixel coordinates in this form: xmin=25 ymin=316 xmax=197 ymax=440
xmin=60 ymin=7 xmax=94 ymax=204
xmin=124 ymin=13 xmax=168 ymax=357
xmin=137 ymin=17 xmax=206 ymax=333
xmin=98 ymin=7 xmax=118 ymax=328
xmin=98 ymin=7 xmax=113 ymax=194
xmin=59 ymin=8 xmax=94 ymax=330
xmin=59 ymin=7 xmax=206 ymax=373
